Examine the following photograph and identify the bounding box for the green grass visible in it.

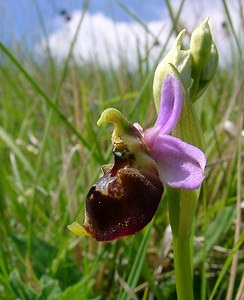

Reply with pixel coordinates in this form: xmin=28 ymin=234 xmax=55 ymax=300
xmin=0 ymin=1 xmax=243 ymax=299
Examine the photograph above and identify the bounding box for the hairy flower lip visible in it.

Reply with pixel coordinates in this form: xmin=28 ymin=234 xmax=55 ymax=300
xmin=68 ymin=74 xmax=206 ymax=241
xmin=76 ymin=127 xmax=164 ymax=242
xmin=83 ymin=167 xmax=163 ymax=242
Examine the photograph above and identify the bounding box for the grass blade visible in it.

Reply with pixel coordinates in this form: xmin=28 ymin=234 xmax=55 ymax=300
xmin=0 ymin=42 xmax=100 ymax=162
xmin=209 ymin=231 xmax=244 ymax=300
xmin=0 ymin=127 xmax=35 ymax=177
xmin=120 ymin=225 xmax=152 ymax=300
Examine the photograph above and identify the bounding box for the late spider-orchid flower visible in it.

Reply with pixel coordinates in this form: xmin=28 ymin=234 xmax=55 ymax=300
xmin=68 ymin=74 xmax=206 ymax=242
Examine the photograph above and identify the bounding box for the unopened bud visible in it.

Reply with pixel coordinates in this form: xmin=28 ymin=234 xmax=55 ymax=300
xmin=190 ymin=18 xmax=213 ymax=77
xmin=200 ymin=42 xmax=218 ymax=81
xmin=192 ymin=42 xmax=219 ymax=100
xmin=153 ymin=30 xmax=191 ymax=111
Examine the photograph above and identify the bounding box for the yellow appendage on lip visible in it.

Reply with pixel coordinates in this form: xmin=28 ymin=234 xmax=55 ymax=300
xmin=68 ymin=222 xmax=91 ymax=237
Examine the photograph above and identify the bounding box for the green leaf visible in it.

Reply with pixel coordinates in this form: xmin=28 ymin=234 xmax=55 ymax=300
xmin=9 ymin=270 xmax=37 ymax=300
xmin=194 ymin=206 xmax=236 ymax=265
xmin=37 ymin=275 xmax=61 ymax=300
xmin=120 ymin=225 xmax=152 ymax=300
xmin=0 ymin=127 xmax=35 ymax=177
xmin=209 ymin=230 xmax=244 ymax=300
xmin=59 ymin=276 xmax=95 ymax=300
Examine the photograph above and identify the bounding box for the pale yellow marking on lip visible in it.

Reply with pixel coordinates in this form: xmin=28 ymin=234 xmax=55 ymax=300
xmin=117 ymin=177 xmax=122 ymax=185
xmin=68 ymin=222 xmax=91 ymax=237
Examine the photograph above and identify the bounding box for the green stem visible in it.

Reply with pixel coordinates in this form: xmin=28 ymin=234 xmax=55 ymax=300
xmin=173 ymin=234 xmax=194 ymax=300
xmin=168 ymin=189 xmax=198 ymax=300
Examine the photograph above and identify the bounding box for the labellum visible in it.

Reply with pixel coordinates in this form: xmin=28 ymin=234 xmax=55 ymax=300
xmin=83 ymin=130 xmax=164 ymax=242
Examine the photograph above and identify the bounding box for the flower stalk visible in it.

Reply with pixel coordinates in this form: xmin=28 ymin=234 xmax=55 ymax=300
xmin=168 ymin=92 xmax=203 ymax=300
xmin=153 ymin=19 xmax=217 ymax=300
xmin=167 ymin=99 xmax=202 ymax=300
xmin=168 ymin=188 xmax=199 ymax=300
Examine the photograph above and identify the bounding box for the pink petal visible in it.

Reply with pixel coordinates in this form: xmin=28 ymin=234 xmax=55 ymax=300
xmin=154 ymin=74 xmax=184 ymax=134
xmin=145 ymin=133 xmax=206 ymax=190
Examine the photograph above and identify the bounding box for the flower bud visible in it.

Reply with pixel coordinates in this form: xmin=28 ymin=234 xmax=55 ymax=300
xmin=190 ymin=18 xmax=213 ymax=78
xmin=200 ymin=42 xmax=218 ymax=81
xmin=153 ymin=30 xmax=192 ymax=111
xmin=190 ymin=42 xmax=219 ymax=100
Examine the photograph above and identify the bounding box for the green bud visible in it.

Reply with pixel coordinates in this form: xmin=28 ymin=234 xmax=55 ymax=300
xmin=191 ymin=42 xmax=219 ymax=100
xmin=200 ymin=42 xmax=218 ymax=81
xmin=190 ymin=18 xmax=213 ymax=77
xmin=153 ymin=30 xmax=192 ymax=111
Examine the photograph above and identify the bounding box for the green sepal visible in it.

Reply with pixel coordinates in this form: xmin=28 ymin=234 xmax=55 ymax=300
xmin=153 ymin=30 xmax=192 ymax=111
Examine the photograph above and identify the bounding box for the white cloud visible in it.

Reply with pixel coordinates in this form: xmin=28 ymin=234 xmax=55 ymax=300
xmin=38 ymin=11 xmax=171 ymax=68
xmin=38 ymin=0 xmax=243 ymax=67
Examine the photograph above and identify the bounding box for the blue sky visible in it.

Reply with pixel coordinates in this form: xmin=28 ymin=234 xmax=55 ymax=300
xmin=1 ymin=0 xmax=241 ymax=66
xmin=1 ymin=0 xmax=166 ymax=46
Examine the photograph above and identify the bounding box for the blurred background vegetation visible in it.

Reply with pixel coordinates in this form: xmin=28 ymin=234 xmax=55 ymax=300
xmin=0 ymin=0 xmax=243 ymax=299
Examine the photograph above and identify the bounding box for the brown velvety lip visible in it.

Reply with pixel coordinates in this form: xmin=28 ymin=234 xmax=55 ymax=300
xmin=84 ymin=167 xmax=163 ymax=242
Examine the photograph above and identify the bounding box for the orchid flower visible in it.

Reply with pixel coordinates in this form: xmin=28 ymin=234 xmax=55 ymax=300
xmin=68 ymin=74 xmax=206 ymax=242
